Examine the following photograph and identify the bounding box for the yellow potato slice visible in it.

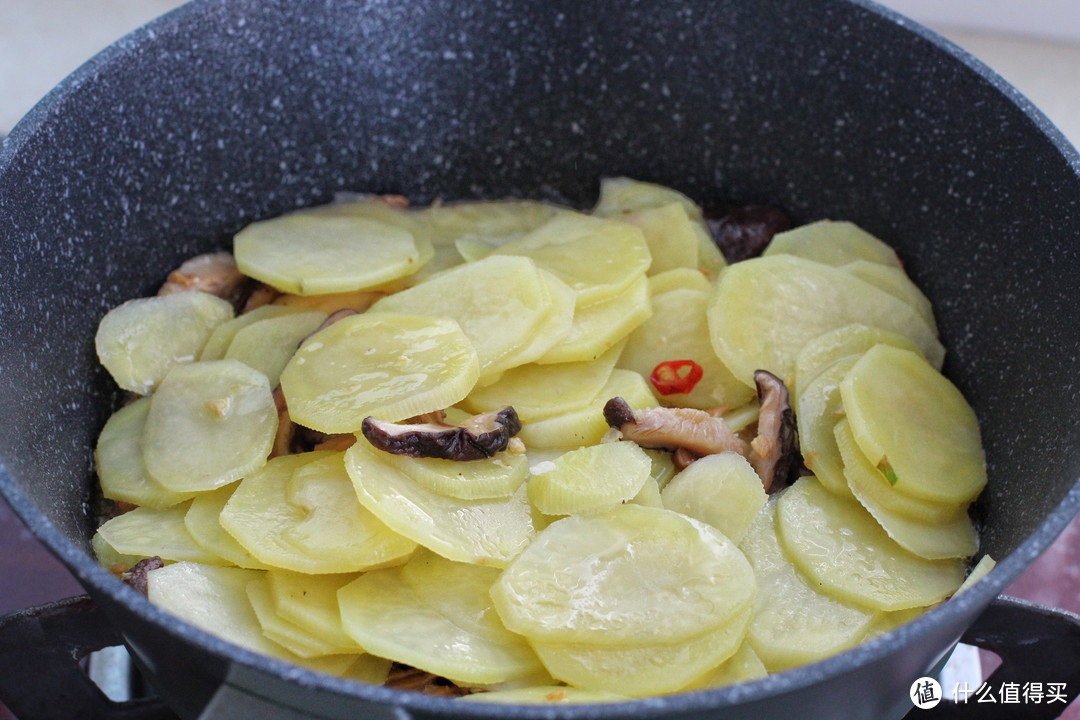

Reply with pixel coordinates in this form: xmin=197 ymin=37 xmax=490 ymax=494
xmin=380 ymin=449 xmax=529 ymax=501
xmin=776 ymin=478 xmax=967 ymax=611
xmin=613 ymin=202 xmax=700 ymax=276
xmin=95 ymin=290 xmax=234 ymax=394
xmin=764 ymin=220 xmax=901 ymax=268
xmin=479 ymin=270 xmax=576 ymax=377
xmin=680 ymin=641 xmax=767 ymax=690
xmin=220 ymin=451 xmax=417 ymax=573
xmin=660 ymin=451 xmax=767 ymax=544
xmin=517 ymin=368 xmax=657 ymax=449
xmin=839 ymin=344 xmax=986 ymax=504
xmin=530 ymin=606 xmax=751 ymax=697
xmin=592 ymin=175 xmax=718 ymax=280
xmin=491 ymin=504 xmax=755 ymax=645
xmin=184 ymin=486 xmax=273 ymax=570
xmin=738 ymin=502 xmax=876 ymax=672
xmin=492 ymin=212 xmax=652 ymax=305
xmin=460 ymin=342 xmax=623 ymax=423
xmin=416 ymin=198 xmax=563 ymax=258
xmin=647 ymin=267 xmax=713 ymax=296
xmin=265 ymin=571 xmax=364 ymax=652
xmin=146 ymin=562 xmax=358 ymax=676
xmin=338 ymin=562 xmax=544 ymax=686
xmin=707 ymin=254 xmax=944 ymax=387
xmin=95 ymin=397 xmax=195 ymax=509
xmin=793 ymin=323 xmax=924 ymax=397
xmin=96 ymin=502 xmax=228 ymax=565
xmin=621 ymin=287 xmax=755 ymax=410
xmin=367 ymin=255 xmax=554 ymax=377
xmin=536 ymin=275 xmax=652 ymax=364
xmin=279 ymin=313 xmax=479 ymax=432
xmin=246 ymin=575 xmax=355 ymax=658
xmin=832 ymin=418 xmax=963 ymax=523
xmin=224 ymin=310 xmax=327 ymax=387
xmin=141 ymin=359 xmax=277 ymax=493
xmin=841 ymin=260 xmax=937 ymax=334
xmin=836 ymin=422 xmax=978 ymax=560
xmin=200 ymin=304 xmax=308 ymax=361
xmin=527 ymin=442 xmax=652 ymax=516
xmin=795 ymin=355 xmax=859 ymax=497
xmin=233 ymin=208 xmax=434 ymax=295
xmin=954 ymin=554 xmax=997 ymax=596
xmin=345 ymin=437 xmax=535 ymax=568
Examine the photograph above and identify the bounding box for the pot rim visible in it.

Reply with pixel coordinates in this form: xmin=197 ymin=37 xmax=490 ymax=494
xmin=2 ymin=0 xmax=1080 ymax=716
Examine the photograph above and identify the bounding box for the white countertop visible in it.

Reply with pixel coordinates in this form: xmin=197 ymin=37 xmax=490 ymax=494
xmin=1 ymin=1 xmax=1079 ymax=148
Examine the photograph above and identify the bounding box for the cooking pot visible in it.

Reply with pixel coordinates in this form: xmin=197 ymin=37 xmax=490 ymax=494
xmin=2 ymin=0 xmax=1080 ymax=718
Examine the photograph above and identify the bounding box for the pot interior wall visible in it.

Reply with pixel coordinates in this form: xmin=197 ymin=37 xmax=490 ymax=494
xmin=1 ymin=0 xmax=1079 ymax=638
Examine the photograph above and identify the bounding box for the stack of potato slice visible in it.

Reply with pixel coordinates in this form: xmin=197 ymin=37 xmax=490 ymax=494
xmin=89 ymin=179 xmax=990 ymax=702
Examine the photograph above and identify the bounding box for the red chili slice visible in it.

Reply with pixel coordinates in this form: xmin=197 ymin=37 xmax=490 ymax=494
xmin=649 ymin=360 xmax=704 ymax=396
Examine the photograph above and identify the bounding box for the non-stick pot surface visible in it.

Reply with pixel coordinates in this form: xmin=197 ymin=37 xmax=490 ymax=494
xmin=2 ymin=0 xmax=1080 ymax=718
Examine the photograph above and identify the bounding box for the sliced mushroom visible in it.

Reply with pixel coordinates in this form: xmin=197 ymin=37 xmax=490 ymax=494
xmin=602 ymin=398 xmax=750 ymax=457
xmin=158 ymin=252 xmax=250 ymax=306
xmin=702 ymin=204 xmax=791 ymax=264
xmin=270 ymin=385 xmax=296 ymax=458
xmin=749 ymin=370 xmax=802 ymax=494
xmin=361 ymin=407 xmax=522 ymax=461
xmin=120 ymin=556 xmax=164 ymax=596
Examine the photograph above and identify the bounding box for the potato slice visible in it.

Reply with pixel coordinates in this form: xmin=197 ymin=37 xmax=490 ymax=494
xmin=344 ymin=437 xmax=535 ymax=568
xmin=795 ymin=355 xmax=859 ymax=497
xmin=220 ymin=451 xmax=417 ymax=573
xmin=266 ymin=571 xmax=364 ymax=652
xmin=224 ymin=310 xmax=327 ymax=387
xmin=368 ymin=255 xmax=554 ymax=377
xmin=96 ymin=502 xmax=228 ymax=565
xmin=660 ymin=451 xmax=767 ymax=544
xmin=613 ymin=202 xmax=700 ymax=276
xmin=832 ymin=418 xmax=963 ymax=523
xmin=338 ymin=563 xmax=544 ymax=685
xmin=682 ymin=641 xmax=768 ymax=690
xmin=461 ymin=342 xmax=623 ymax=423
xmin=141 ymin=359 xmax=277 ymax=493
xmin=233 ymin=209 xmax=434 ymax=295
xmin=279 ymin=313 xmax=479 ymax=432
xmin=95 ymin=290 xmax=233 ymax=394
xmin=776 ymin=478 xmax=967 ymax=611
xmin=184 ymin=486 xmax=272 ymax=570
xmin=380 ymin=449 xmax=529 ymax=501
xmin=738 ymin=502 xmax=876 ymax=672
xmin=200 ymin=304 xmax=308 ymax=361
xmin=530 ymin=606 xmax=751 ymax=697
xmin=527 ymin=442 xmax=652 ymax=516
xmin=517 ymin=368 xmax=657 ymax=449
xmin=836 ymin=421 xmax=978 ymax=560
xmin=621 ymin=287 xmax=755 ymax=410
xmin=793 ymin=323 xmax=924 ymax=396
xmin=536 ymin=275 xmax=652 ymax=364
xmin=840 ymin=344 xmax=986 ymax=504
xmin=415 ymin=199 xmax=563 ymax=258
xmin=841 ymin=260 xmax=937 ymax=333
xmin=707 ymin=254 xmax=944 ymax=387
xmin=479 ymin=270 xmax=576 ymax=377
xmin=246 ymin=575 xmax=355 ymax=658
xmin=492 ymin=212 xmax=652 ymax=305
xmin=647 ymin=267 xmax=713 ymax=296
xmin=95 ymin=397 xmax=194 ymax=509
xmin=592 ymin=176 xmax=718 ymax=280
xmin=147 ymin=562 xmax=357 ymax=676
xmin=491 ymin=505 xmax=755 ymax=645
xmin=764 ymin=220 xmax=901 ymax=268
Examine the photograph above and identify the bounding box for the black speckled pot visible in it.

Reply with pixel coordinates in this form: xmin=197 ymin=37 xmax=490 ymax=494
xmin=2 ymin=1 xmax=1080 ymax=718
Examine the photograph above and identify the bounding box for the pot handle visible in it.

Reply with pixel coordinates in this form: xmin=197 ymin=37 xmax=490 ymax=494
xmin=0 ymin=594 xmax=178 ymax=720
xmin=907 ymin=595 xmax=1080 ymax=719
